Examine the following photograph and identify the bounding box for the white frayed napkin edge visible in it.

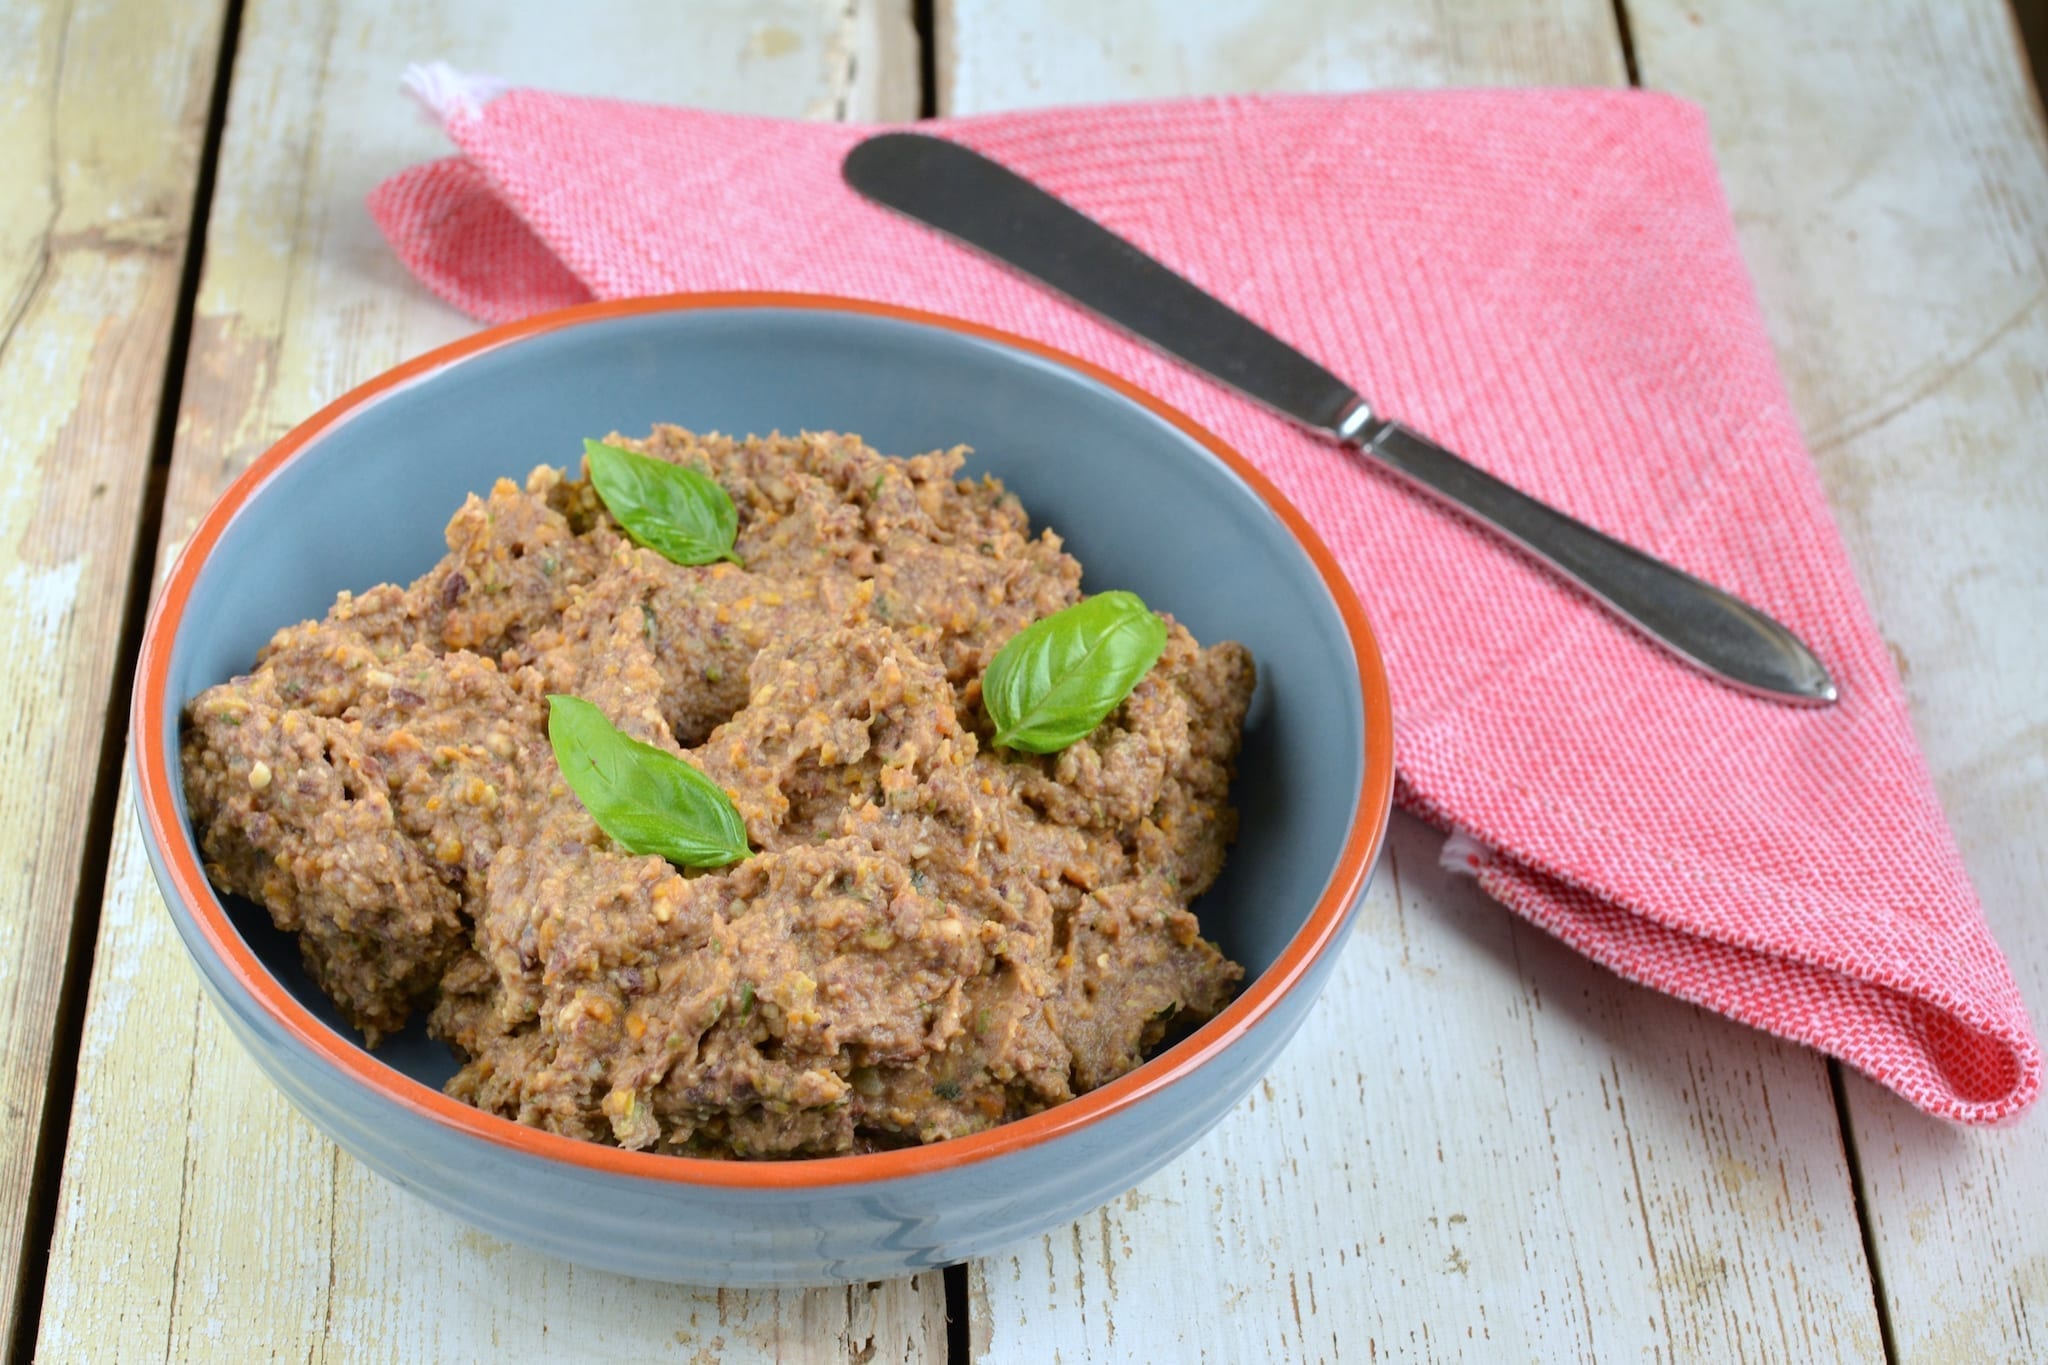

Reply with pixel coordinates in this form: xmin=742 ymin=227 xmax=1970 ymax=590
xmin=1441 ymin=828 xmax=1489 ymax=878
xmin=403 ymin=61 xmax=508 ymax=127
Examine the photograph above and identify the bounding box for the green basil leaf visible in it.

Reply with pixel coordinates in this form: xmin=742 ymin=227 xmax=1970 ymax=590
xmin=983 ymin=591 xmax=1169 ymax=754
xmin=547 ymin=694 xmax=750 ymax=868
xmin=583 ymin=439 xmax=740 ymax=567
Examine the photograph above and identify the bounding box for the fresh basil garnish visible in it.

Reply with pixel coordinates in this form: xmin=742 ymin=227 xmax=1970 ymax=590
xmin=983 ymin=591 xmax=1169 ymax=754
xmin=583 ymin=439 xmax=740 ymax=567
xmin=547 ymin=694 xmax=750 ymax=868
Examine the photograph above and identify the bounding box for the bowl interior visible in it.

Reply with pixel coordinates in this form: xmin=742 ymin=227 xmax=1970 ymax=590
xmin=162 ymin=304 xmax=1367 ymax=1086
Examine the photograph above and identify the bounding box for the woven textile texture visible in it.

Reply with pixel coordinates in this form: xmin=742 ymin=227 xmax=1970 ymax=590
xmin=369 ymin=79 xmax=2039 ymax=1124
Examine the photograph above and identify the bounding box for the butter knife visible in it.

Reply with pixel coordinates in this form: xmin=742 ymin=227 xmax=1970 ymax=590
xmin=843 ymin=132 xmax=1836 ymax=706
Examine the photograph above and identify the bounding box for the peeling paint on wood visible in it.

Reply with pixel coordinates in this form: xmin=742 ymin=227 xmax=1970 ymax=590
xmin=0 ymin=0 xmax=229 ymax=1348
xmin=37 ymin=1 xmax=938 ymax=1360
xmin=26 ymin=0 xmax=2047 ymax=1357
xmin=965 ymin=818 xmax=1884 ymax=1360
xmin=1626 ymin=2 xmax=2048 ymax=1360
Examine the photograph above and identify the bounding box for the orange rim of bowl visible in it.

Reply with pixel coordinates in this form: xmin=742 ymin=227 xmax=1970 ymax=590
xmin=134 ymin=291 xmax=1396 ymax=1190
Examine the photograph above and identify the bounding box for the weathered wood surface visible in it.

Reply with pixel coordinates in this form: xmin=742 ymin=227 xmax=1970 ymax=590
xmin=0 ymin=0 xmax=230 ymax=1349
xmin=34 ymin=1 xmax=942 ymax=1361
xmin=27 ymin=0 xmax=2048 ymax=1358
xmin=1626 ymin=1 xmax=2048 ymax=1359
xmin=937 ymin=0 xmax=1629 ymax=106
xmin=941 ymin=2 xmax=1889 ymax=1359
xmin=968 ymin=820 xmax=1890 ymax=1363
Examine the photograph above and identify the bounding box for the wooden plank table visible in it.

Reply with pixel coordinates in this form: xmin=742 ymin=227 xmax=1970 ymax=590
xmin=7 ymin=0 xmax=2041 ymax=1359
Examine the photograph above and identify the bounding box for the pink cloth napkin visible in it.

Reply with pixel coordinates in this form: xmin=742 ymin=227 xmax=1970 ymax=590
xmin=368 ymin=70 xmax=2039 ymax=1124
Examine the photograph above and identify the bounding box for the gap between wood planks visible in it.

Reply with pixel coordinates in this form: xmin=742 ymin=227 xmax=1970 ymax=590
xmin=2015 ymin=0 xmax=2048 ymax=116
xmin=5 ymin=4 xmax=247 ymax=1363
xmin=1611 ymin=0 xmax=1643 ymax=87
xmin=1833 ymin=1059 xmax=1902 ymax=1364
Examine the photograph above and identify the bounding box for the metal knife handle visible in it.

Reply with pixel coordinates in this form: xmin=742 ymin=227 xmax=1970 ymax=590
xmin=1358 ymin=419 xmax=1836 ymax=704
xmin=843 ymin=132 xmax=1837 ymax=706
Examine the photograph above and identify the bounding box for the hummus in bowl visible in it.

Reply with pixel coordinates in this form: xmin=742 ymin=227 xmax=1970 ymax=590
xmin=132 ymin=293 xmax=1394 ymax=1284
xmin=181 ymin=426 xmax=1252 ymax=1159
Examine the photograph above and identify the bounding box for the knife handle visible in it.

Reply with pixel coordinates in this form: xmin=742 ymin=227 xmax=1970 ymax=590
xmin=1355 ymin=419 xmax=1837 ymax=705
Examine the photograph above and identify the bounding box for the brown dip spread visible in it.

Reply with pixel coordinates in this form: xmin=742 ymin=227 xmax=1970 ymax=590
xmin=181 ymin=428 xmax=1253 ymax=1158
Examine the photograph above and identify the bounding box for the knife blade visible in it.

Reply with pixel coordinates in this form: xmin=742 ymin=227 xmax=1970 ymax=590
xmin=842 ymin=131 xmax=1837 ymax=707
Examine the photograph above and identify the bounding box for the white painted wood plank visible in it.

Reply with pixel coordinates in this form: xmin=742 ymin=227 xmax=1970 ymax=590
xmin=937 ymin=0 xmax=1628 ymax=110
xmin=1625 ymin=1 xmax=2048 ymax=1359
xmin=942 ymin=2 xmax=1888 ymax=1359
xmin=37 ymin=1 xmax=937 ymax=1360
xmin=0 ymin=0 xmax=228 ymax=1344
xmin=972 ymin=818 xmax=1884 ymax=1362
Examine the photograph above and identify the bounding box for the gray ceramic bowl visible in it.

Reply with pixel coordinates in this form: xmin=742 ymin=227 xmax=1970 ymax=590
xmin=133 ymin=293 xmax=1395 ymax=1286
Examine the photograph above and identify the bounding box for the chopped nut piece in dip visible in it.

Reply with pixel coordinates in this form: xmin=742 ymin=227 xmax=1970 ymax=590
xmin=181 ymin=428 xmax=1253 ymax=1158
